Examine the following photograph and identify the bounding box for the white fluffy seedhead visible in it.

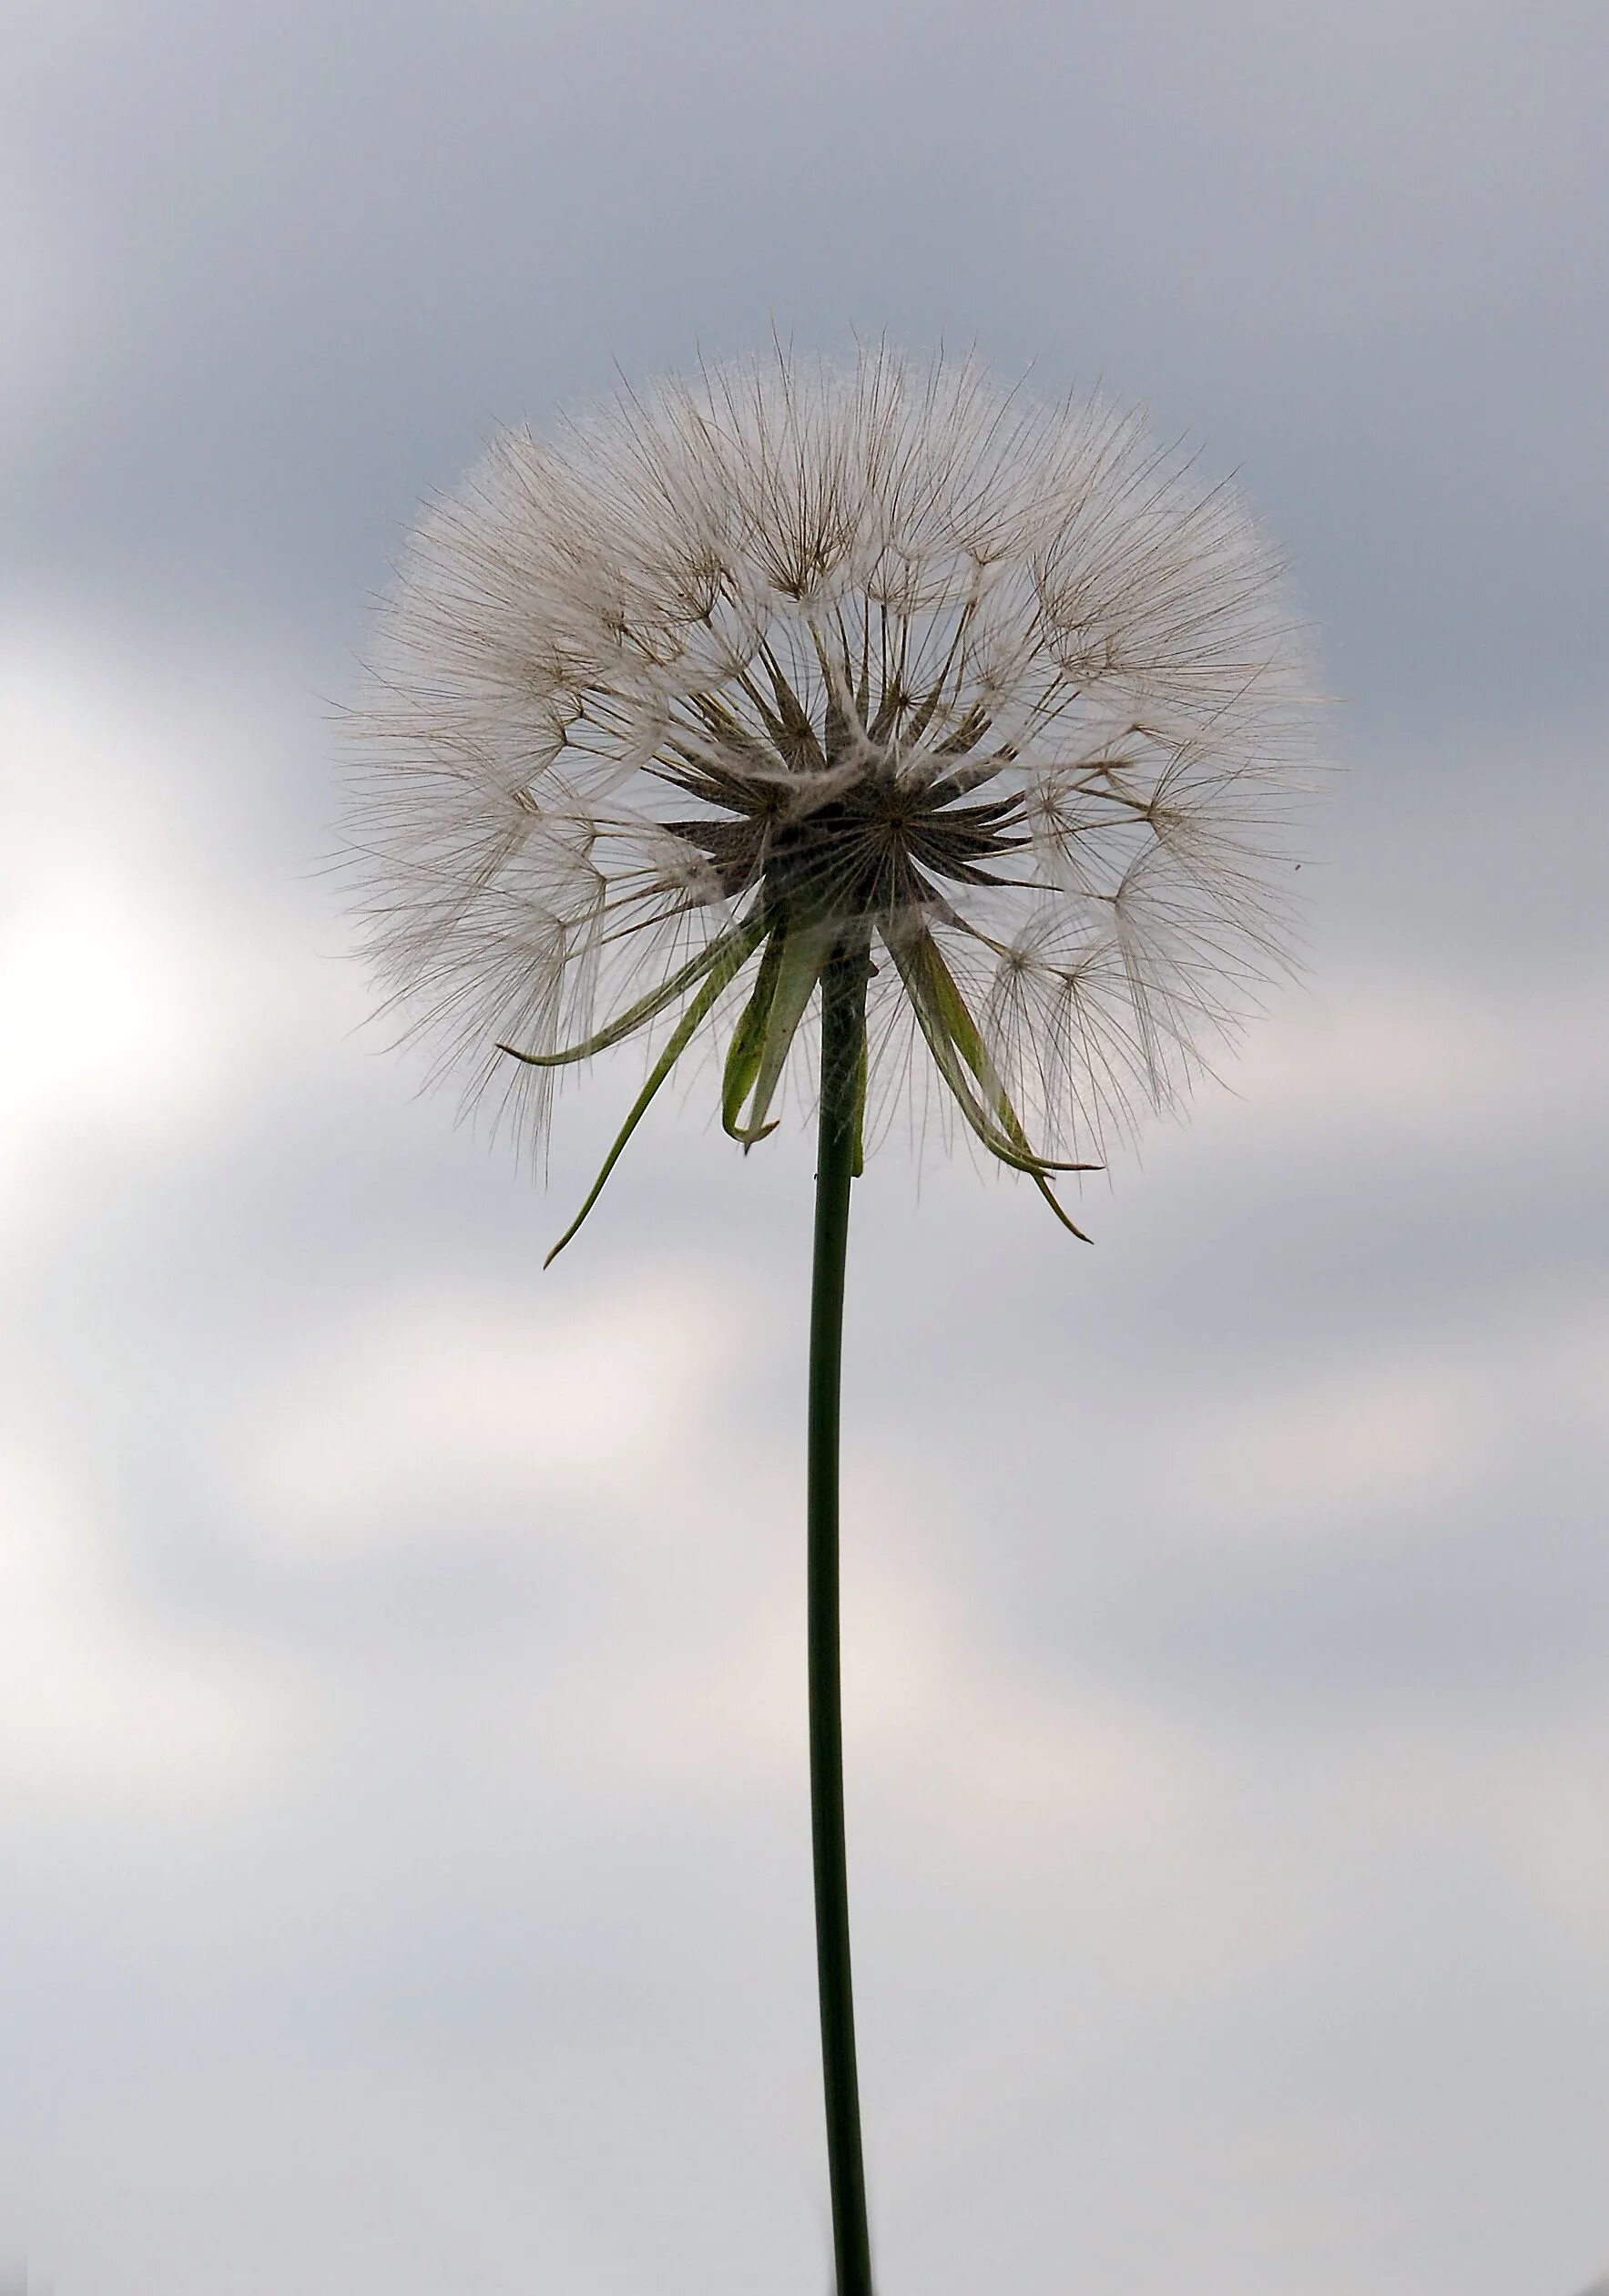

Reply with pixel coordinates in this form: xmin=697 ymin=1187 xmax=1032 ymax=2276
xmin=344 ymin=342 xmax=1317 ymax=1218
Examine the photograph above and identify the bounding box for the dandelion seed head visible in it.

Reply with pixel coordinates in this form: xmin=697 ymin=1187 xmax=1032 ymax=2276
xmin=343 ymin=342 xmax=1319 ymax=1189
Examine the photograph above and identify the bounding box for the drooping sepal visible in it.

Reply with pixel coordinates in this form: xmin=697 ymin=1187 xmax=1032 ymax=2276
xmin=882 ymin=920 xmax=1101 ymax=1240
xmin=720 ymin=925 xmax=787 ymax=1144
xmin=536 ymin=911 xmax=770 ymax=1264
xmin=721 ymin=915 xmax=841 ymax=1148
xmin=497 ymin=915 xmax=760 ymax=1072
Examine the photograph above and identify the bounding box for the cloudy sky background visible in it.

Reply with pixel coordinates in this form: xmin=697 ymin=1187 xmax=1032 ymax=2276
xmin=3 ymin=2 xmax=1606 ymax=2290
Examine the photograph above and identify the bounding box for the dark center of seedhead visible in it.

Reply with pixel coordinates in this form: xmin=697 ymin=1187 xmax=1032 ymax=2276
xmin=664 ymin=759 xmax=1026 ymax=924
xmin=649 ymin=623 xmax=1030 ymax=928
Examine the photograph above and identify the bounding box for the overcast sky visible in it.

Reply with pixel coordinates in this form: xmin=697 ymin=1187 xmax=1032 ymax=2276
xmin=3 ymin=3 xmax=1607 ymax=2292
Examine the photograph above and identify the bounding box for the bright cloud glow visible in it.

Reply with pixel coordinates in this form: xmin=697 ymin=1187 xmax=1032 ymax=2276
xmin=0 ymin=629 xmax=363 ymax=1240
xmin=236 ymin=1263 xmax=759 ymax=1552
xmin=1208 ymin=964 xmax=1609 ymax=1147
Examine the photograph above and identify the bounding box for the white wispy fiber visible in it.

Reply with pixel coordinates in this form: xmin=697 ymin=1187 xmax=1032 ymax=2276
xmin=344 ymin=343 xmax=1316 ymax=1227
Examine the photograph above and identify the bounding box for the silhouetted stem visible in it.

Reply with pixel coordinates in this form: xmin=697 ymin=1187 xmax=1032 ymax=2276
xmin=808 ymin=935 xmax=874 ymax=2296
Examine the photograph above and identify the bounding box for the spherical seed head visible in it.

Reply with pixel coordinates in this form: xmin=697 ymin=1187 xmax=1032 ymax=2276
xmin=344 ymin=343 xmax=1317 ymax=1194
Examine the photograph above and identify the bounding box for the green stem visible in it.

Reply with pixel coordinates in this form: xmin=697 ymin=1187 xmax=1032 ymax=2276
xmin=808 ymin=933 xmax=875 ymax=2296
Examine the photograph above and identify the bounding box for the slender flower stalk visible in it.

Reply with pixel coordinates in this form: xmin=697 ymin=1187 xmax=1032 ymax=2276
xmin=809 ymin=936 xmax=874 ymax=2296
xmin=342 ymin=342 xmax=1315 ymax=2291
